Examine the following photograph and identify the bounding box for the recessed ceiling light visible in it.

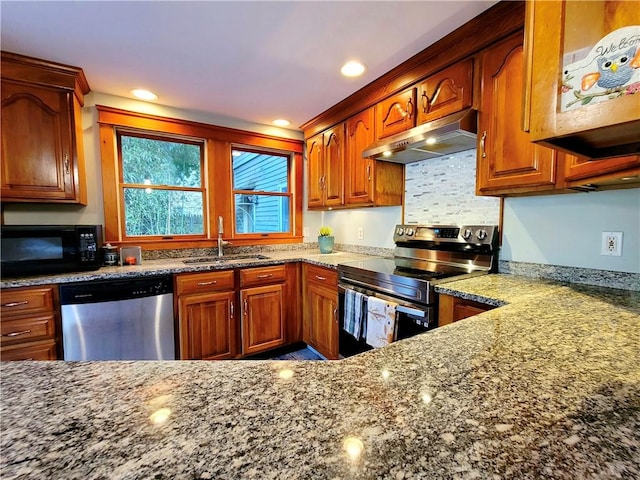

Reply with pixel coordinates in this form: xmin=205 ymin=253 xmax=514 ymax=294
xmin=131 ymin=89 xmax=158 ymax=101
xmin=341 ymin=60 xmax=366 ymax=77
xmin=273 ymin=119 xmax=291 ymax=127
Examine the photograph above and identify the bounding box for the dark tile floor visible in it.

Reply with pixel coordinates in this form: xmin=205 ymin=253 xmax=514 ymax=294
xmin=271 ymin=347 xmax=325 ymax=361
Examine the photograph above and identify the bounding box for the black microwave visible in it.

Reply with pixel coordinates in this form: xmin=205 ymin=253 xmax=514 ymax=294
xmin=1 ymin=225 xmax=102 ymax=277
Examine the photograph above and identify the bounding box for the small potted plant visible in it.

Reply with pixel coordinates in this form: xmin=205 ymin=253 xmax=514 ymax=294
xmin=318 ymin=226 xmax=335 ymax=254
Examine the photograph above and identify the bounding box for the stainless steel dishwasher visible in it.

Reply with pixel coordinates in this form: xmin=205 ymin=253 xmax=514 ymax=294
xmin=60 ymin=275 xmax=175 ymax=360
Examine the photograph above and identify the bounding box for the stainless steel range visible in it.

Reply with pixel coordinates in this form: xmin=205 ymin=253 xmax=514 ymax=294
xmin=337 ymin=224 xmax=499 ymax=357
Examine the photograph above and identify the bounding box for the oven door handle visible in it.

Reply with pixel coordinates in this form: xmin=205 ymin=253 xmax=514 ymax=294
xmin=339 ymin=277 xmax=412 ymax=300
xmin=339 ymin=283 xmax=428 ymax=318
xmin=396 ymin=305 xmax=426 ymax=318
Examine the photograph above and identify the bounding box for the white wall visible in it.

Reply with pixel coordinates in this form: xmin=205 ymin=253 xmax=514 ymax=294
xmin=2 ymin=92 xmax=302 ymax=226
xmin=501 ymin=188 xmax=640 ymax=273
xmin=303 ymin=207 xmax=402 ymax=249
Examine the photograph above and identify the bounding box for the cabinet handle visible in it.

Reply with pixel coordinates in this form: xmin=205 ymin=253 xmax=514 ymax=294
xmin=333 ymin=307 xmax=338 ymax=322
xmin=243 ymin=298 xmax=248 ymax=316
xmin=230 ymin=302 xmax=234 ymax=319
xmin=421 ymin=91 xmax=429 ymax=113
xmin=366 ymin=164 xmax=371 ymax=181
xmin=407 ymin=97 xmax=414 ymax=119
xmin=256 ymin=274 xmax=273 ymax=279
xmin=315 ymin=275 xmax=327 ymax=281
xmin=2 ymin=329 xmax=32 ymax=337
xmin=197 ymin=280 xmax=217 ymax=286
xmin=480 ymin=131 xmax=487 ymax=158
xmin=64 ymin=154 xmax=70 ymax=174
xmin=1 ymin=300 xmax=29 ymax=308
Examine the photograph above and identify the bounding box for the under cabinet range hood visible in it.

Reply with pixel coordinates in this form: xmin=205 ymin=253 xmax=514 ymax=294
xmin=363 ymin=109 xmax=478 ymax=164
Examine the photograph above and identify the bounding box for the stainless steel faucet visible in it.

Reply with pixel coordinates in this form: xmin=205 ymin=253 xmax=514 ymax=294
xmin=217 ymin=216 xmax=230 ymax=257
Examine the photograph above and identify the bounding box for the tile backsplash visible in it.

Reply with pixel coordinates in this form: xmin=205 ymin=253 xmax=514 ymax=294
xmin=404 ymin=149 xmax=500 ymax=225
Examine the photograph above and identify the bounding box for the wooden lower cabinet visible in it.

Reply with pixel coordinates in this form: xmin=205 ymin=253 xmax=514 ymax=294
xmin=177 ymin=291 xmax=237 ymax=360
xmin=0 ymin=339 xmax=58 ymax=361
xmin=438 ymin=294 xmax=495 ymax=327
xmin=302 ymin=264 xmax=339 ymax=360
xmin=240 ymin=284 xmax=285 ymax=355
xmin=175 ymin=271 xmax=238 ymax=360
xmin=0 ymin=285 xmax=60 ymax=361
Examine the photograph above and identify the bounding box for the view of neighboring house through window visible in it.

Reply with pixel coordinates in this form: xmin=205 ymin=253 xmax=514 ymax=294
xmin=232 ymin=148 xmax=291 ymax=234
xmin=119 ymin=132 xmax=205 ymax=237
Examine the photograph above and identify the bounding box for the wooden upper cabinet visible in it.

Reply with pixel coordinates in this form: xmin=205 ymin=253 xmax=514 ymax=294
xmin=562 ymin=153 xmax=640 ymax=187
xmin=306 ymin=125 xmax=344 ymax=209
xmin=323 ymin=125 xmax=345 ymax=207
xmin=524 ymin=0 xmax=640 ymax=158
xmin=306 ymin=134 xmax=324 ymax=208
xmin=345 ymin=108 xmax=375 ymax=205
xmin=1 ymin=51 xmax=89 ymax=204
xmin=476 ymin=32 xmax=558 ymax=195
xmin=376 ymin=87 xmax=416 ymax=140
xmin=417 ymin=60 xmax=474 ymax=125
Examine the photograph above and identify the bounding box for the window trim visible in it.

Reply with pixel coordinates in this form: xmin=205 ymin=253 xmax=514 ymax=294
xmin=97 ymin=105 xmax=304 ymax=249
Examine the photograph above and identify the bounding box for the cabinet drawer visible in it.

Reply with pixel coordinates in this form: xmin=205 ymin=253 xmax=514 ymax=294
xmin=305 ymin=264 xmax=338 ymax=287
xmin=0 ymin=339 xmax=58 ymax=361
xmin=1 ymin=286 xmax=56 ymax=317
xmin=0 ymin=313 xmax=56 ymax=346
xmin=239 ymin=265 xmax=286 ymax=288
xmin=176 ymin=270 xmax=235 ymax=295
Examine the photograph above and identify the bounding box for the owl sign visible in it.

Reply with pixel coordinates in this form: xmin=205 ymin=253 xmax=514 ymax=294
xmin=561 ymin=25 xmax=640 ymax=112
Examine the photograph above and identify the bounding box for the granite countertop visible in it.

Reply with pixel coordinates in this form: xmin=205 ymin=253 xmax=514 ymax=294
xmin=2 ymin=274 xmax=639 ymax=479
xmin=0 ymin=249 xmax=374 ymax=288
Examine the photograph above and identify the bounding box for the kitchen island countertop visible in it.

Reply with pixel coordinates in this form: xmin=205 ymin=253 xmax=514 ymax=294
xmin=1 ymin=274 xmax=639 ymax=479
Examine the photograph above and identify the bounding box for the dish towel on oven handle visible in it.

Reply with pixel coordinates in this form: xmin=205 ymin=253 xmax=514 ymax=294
xmin=365 ymin=296 xmax=398 ymax=348
xmin=343 ymin=289 xmax=366 ymax=340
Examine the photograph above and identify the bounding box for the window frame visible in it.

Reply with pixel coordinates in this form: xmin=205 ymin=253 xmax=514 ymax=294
xmin=97 ymin=105 xmax=304 ymax=250
xmin=231 ymin=145 xmax=293 ymax=239
xmin=117 ymin=129 xmax=207 ymax=241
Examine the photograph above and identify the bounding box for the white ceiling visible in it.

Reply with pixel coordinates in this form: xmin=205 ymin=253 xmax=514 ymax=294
xmin=1 ymin=1 xmax=498 ymax=132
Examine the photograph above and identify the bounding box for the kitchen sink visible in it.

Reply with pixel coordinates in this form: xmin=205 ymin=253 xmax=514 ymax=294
xmin=183 ymin=254 xmax=270 ymax=265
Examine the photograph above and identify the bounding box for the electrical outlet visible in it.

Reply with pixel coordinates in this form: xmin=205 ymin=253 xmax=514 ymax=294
xmin=601 ymin=231 xmax=623 ymax=256
xmin=303 ymin=227 xmax=309 ymax=238
xmin=357 ymin=227 xmax=364 ymax=240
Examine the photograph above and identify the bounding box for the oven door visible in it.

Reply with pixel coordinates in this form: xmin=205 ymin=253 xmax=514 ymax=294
xmin=338 ymin=284 xmax=435 ymax=358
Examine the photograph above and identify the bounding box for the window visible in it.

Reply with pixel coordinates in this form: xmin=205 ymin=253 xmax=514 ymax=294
xmin=119 ymin=132 xmax=205 ymax=238
xmin=97 ymin=106 xmax=303 ymax=249
xmin=232 ymin=148 xmax=291 ymax=235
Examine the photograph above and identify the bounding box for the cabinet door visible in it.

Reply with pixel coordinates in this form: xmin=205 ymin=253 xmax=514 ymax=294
xmin=376 ymin=87 xmax=417 ymax=140
xmin=417 ymin=60 xmax=474 ymax=125
xmin=563 ymin=154 xmax=640 ymax=184
xmin=1 ymin=81 xmax=78 ymax=202
xmin=178 ymin=291 xmax=237 ymax=360
xmin=306 ymin=281 xmax=338 ymax=360
xmin=306 ymin=133 xmax=324 ymax=208
xmin=477 ymin=33 xmax=558 ymax=194
xmin=323 ymin=124 xmax=345 ymax=207
xmin=0 ymin=339 xmax=58 ymax=361
xmin=345 ymin=108 xmax=375 ymax=205
xmin=241 ymin=284 xmax=285 ymax=355
xmin=438 ymin=294 xmax=495 ymax=327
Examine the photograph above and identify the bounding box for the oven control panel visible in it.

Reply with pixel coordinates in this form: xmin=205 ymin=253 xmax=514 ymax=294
xmin=394 ymin=225 xmax=497 ymax=245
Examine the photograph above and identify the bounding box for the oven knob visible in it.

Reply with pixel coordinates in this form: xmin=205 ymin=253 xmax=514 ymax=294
xmin=476 ymin=229 xmax=488 ymax=240
xmin=396 ymin=227 xmax=404 ymax=236
xmin=405 ymin=228 xmax=414 ymax=236
xmin=462 ymin=229 xmax=473 ymax=240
